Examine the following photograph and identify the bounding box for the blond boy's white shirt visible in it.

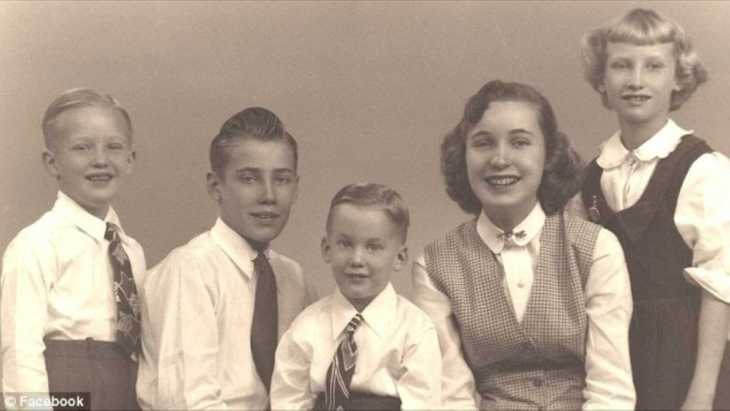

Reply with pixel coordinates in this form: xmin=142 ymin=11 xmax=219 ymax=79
xmin=0 ymin=191 xmax=146 ymax=397
xmin=270 ymin=283 xmax=442 ymax=410
xmin=412 ymin=203 xmax=635 ymax=410
xmin=575 ymin=119 xmax=730 ymax=338
xmin=137 ymin=217 xmax=313 ymax=410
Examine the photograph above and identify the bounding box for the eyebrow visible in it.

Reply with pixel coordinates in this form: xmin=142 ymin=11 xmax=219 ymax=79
xmin=273 ymin=168 xmax=296 ymax=174
xmin=234 ymin=167 xmax=295 ymax=173
xmin=508 ymin=128 xmax=535 ymax=135
xmin=235 ymin=168 xmax=261 ymax=174
xmin=469 ymin=130 xmax=491 ymax=139
xmin=469 ymin=128 xmax=535 ymax=138
xmin=609 ymin=53 xmax=669 ymax=60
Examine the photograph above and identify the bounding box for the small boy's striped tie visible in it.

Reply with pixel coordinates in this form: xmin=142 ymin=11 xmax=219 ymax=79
xmin=324 ymin=313 xmax=364 ymax=410
xmin=105 ymin=222 xmax=141 ymax=357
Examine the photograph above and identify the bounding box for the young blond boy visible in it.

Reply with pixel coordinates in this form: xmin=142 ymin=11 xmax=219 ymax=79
xmin=137 ymin=107 xmax=313 ymax=410
xmin=1 ymin=88 xmax=145 ymax=410
xmin=270 ymin=183 xmax=441 ymax=410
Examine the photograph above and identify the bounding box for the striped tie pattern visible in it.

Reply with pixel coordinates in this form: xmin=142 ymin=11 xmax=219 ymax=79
xmin=325 ymin=313 xmax=364 ymax=410
xmin=105 ymin=222 xmax=141 ymax=357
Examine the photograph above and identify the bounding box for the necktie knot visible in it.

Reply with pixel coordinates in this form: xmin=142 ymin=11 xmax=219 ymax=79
xmin=105 ymin=222 xmax=120 ymax=242
xmin=254 ymin=251 xmax=269 ymax=264
xmin=345 ymin=313 xmax=364 ymax=335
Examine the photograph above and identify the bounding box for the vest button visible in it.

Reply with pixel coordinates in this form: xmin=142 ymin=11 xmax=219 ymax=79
xmin=532 ymin=378 xmax=543 ymax=387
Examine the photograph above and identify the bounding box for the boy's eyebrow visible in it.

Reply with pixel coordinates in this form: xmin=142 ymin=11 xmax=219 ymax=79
xmin=234 ymin=167 xmax=261 ymax=174
xmin=273 ymin=168 xmax=296 ymax=174
xmin=366 ymin=238 xmax=386 ymax=243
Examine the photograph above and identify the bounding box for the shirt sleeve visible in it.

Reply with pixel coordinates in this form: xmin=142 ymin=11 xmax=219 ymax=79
xmin=675 ymin=153 xmax=730 ymax=304
xmin=396 ymin=319 xmax=442 ymax=410
xmin=1 ymin=235 xmax=53 ymax=403
xmin=582 ymin=229 xmax=636 ymax=410
xmin=143 ymin=252 xmax=228 ymax=410
xmin=411 ymin=255 xmax=478 ymax=410
xmin=269 ymin=325 xmax=316 ymax=411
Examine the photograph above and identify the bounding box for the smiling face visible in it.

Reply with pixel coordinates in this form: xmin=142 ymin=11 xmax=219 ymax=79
xmin=322 ymin=203 xmax=408 ymax=311
xmin=465 ymin=100 xmax=546 ymax=229
xmin=602 ymin=42 xmax=678 ymax=138
xmin=43 ymin=106 xmax=135 ymax=219
xmin=207 ymin=138 xmax=298 ymax=245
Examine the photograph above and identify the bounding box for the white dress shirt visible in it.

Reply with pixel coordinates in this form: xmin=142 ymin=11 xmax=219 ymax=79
xmin=270 ymin=283 xmax=442 ymax=410
xmin=137 ymin=217 xmax=313 ymax=410
xmin=572 ymin=119 xmax=730 ymax=338
xmin=1 ymin=191 xmax=146 ymax=396
xmin=412 ymin=204 xmax=635 ymax=410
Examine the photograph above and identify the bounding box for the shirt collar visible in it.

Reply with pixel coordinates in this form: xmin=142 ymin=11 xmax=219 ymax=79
xmin=210 ymin=217 xmax=266 ymax=280
xmin=476 ymin=202 xmax=545 ymax=254
xmin=596 ymin=119 xmax=693 ymax=169
xmin=53 ymin=190 xmax=123 ymax=242
xmin=331 ymin=282 xmax=397 ymax=340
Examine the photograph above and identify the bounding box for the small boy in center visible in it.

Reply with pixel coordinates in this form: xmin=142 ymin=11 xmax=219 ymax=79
xmin=270 ymin=183 xmax=442 ymax=410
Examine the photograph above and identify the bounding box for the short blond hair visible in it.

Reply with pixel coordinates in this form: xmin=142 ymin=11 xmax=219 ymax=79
xmin=42 ymin=88 xmax=132 ymax=149
xmin=326 ymin=183 xmax=410 ymax=243
xmin=581 ymin=8 xmax=707 ymax=111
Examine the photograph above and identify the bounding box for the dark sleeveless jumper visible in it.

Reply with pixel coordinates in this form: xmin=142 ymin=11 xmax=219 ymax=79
xmin=581 ymin=135 xmax=712 ymax=410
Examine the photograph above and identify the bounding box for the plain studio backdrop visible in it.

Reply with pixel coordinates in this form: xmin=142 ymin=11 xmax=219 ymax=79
xmin=1 ymin=1 xmax=729 ymax=299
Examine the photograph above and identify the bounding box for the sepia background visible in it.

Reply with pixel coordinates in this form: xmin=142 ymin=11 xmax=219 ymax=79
xmin=1 ymin=1 xmax=729 ymax=299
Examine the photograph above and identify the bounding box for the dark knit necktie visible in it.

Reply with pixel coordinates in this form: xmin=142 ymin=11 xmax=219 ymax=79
xmin=325 ymin=313 xmax=364 ymax=410
xmin=105 ymin=222 xmax=141 ymax=357
xmin=251 ymin=249 xmax=278 ymax=391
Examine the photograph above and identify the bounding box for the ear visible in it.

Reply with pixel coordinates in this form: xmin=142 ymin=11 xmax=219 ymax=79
xmin=206 ymin=171 xmax=223 ymax=203
xmin=42 ymin=150 xmax=60 ymax=179
xmin=392 ymin=245 xmax=409 ymax=272
xmin=124 ymin=150 xmax=137 ymax=175
xmin=320 ymin=237 xmax=332 ymax=264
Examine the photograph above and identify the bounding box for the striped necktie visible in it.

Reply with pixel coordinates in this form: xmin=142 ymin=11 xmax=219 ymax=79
xmin=105 ymin=222 xmax=141 ymax=357
xmin=325 ymin=313 xmax=364 ymax=410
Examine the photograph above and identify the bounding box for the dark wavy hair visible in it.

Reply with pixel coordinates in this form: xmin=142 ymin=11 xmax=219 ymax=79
xmin=440 ymin=80 xmax=581 ymax=216
xmin=210 ymin=107 xmax=298 ymax=177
